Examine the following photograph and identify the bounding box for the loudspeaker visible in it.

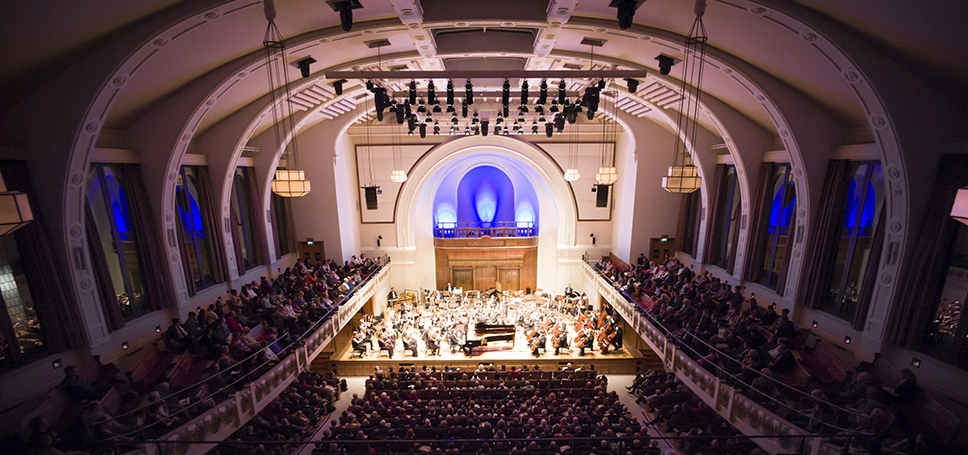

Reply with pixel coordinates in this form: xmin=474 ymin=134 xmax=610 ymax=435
xmin=364 ymin=187 xmax=378 ymax=210
xmin=596 ymin=184 xmax=610 ymax=207
xmin=526 ymin=287 xmax=532 ymax=295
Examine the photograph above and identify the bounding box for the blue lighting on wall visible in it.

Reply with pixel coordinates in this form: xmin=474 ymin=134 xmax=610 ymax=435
xmin=435 ymin=202 xmax=457 ymax=225
xmin=456 ymin=166 xmax=515 ymax=225
xmin=475 ymin=186 xmax=497 ymax=223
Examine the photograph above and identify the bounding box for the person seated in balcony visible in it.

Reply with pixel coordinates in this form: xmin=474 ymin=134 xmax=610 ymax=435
xmin=165 ymin=317 xmax=194 ymax=354
xmin=58 ymin=365 xmax=98 ymax=401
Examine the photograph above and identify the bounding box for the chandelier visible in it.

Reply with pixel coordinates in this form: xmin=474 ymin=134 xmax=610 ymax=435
xmin=661 ymin=0 xmax=706 ymax=194
xmin=264 ymin=0 xmax=311 ymax=197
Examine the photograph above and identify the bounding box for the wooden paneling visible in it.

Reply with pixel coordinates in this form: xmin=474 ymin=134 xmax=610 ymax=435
xmin=435 ymin=238 xmax=537 ymax=290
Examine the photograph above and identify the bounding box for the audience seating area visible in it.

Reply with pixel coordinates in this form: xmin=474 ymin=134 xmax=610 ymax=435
xmin=594 ymin=255 xmax=961 ymax=453
xmin=215 ymin=372 xmax=343 ymax=455
xmin=11 ymin=255 xmax=383 ymax=455
xmin=316 ymin=366 xmax=655 ymax=455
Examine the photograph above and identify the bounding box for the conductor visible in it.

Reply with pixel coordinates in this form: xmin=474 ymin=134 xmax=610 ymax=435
xmin=388 ymin=287 xmax=398 ymax=301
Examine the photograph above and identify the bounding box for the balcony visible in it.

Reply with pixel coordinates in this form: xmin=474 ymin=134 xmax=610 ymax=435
xmin=433 ymin=221 xmax=536 ymax=239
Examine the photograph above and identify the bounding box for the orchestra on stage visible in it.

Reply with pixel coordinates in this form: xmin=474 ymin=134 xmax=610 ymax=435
xmin=349 ymin=285 xmax=625 ymax=359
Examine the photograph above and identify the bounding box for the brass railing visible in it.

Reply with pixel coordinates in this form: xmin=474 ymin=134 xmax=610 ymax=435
xmin=434 ymin=221 xmax=536 ymax=238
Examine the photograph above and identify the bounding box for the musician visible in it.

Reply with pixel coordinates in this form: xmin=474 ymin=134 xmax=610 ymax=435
xmin=426 ymin=329 xmax=441 ymax=356
xmin=352 ymin=331 xmax=368 ymax=356
xmin=602 ymin=325 xmax=623 ymax=353
xmin=554 ymin=330 xmax=569 ymax=356
xmin=578 ymin=333 xmax=594 ymax=356
xmin=447 ymin=329 xmax=463 ymax=354
xmin=379 ymin=330 xmax=395 ymax=358
xmin=531 ymin=332 xmax=546 ymax=357
xmin=388 ymin=287 xmax=398 ymax=301
xmin=446 ymin=282 xmax=453 ymax=292
xmin=403 ymin=329 xmax=419 ymax=357
xmin=564 ymin=284 xmax=576 ymax=298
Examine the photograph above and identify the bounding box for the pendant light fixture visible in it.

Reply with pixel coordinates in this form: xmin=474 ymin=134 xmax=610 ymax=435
xmin=595 ymin=83 xmax=618 ymax=185
xmin=390 ymin=107 xmax=407 ymax=183
xmin=265 ymin=0 xmax=311 ymax=197
xmin=661 ymin=0 xmax=705 ymax=194
xmin=564 ymin=115 xmax=581 ymax=182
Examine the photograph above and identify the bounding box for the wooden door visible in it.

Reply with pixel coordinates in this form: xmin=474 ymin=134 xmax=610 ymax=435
xmin=649 ymin=237 xmax=675 ymax=263
xmin=298 ymin=241 xmax=325 ymax=266
xmin=452 ymin=269 xmax=474 ymax=291
xmin=498 ymin=268 xmax=519 ymax=291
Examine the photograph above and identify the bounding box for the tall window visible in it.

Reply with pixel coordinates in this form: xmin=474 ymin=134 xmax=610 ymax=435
xmin=710 ymin=165 xmax=741 ymax=269
xmin=679 ymin=191 xmax=702 ymax=257
xmin=752 ymin=164 xmax=797 ymax=289
xmin=231 ymin=168 xmax=259 ymax=270
xmin=175 ymin=166 xmax=217 ymax=289
xmin=920 ymin=224 xmax=968 ymax=369
xmin=271 ymin=193 xmax=294 ymax=258
xmin=87 ymin=164 xmax=152 ymax=321
xmin=0 ymin=234 xmax=47 ymax=368
xmin=819 ymin=162 xmax=884 ymax=321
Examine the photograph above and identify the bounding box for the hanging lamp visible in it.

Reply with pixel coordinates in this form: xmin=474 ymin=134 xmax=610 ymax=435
xmin=661 ymin=0 xmax=705 ymax=194
xmin=265 ymin=0 xmax=311 ymax=197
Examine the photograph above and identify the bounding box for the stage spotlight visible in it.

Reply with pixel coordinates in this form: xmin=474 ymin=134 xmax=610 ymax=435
xmin=464 ymin=125 xmax=471 ymax=135
xmin=657 ymin=54 xmax=678 ymax=76
xmin=327 ymin=0 xmax=361 ymax=32
xmin=447 ymin=80 xmax=455 ymax=105
xmin=535 ymin=105 xmax=544 ymax=115
xmin=374 ymin=87 xmax=388 ymax=121
xmin=446 ymin=105 xmax=455 ymax=114
xmin=451 ymin=113 xmax=459 ymax=124
xmin=555 ymin=114 xmax=566 ymax=132
xmin=404 ymin=100 xmax=412 ymax=117
xmin=332 ymin=79 xmax=347 ymax=95
xmin=546 ymin=122 xmax=554 ymax=137
xmin=538 ymin=80 xmax=548 ymax=105
xmin=520 ymin=105 xmax=529 ymax=114
xmin=293 ymin=57 xmax=316 ymax=78
xmin=465 ymin=79 xmax=474 ymax=105
xmin=564 ymin=102 xmax=578 ymax=124
xmin=550 ymin=99 xmax=559 ymax=113
xmin=503 ymin=105 xmax=510 ymax=118
xmin=462 ymin=101 xmax=468 ymax=118
xmin=625 ymin=78 xmax=640 ymax=93
xmin=610 ymin=0 xmax=637 ymax=30
xmin=598 ymin=79 xmax=606 ymax=90
xmin=557 ymin=80 xmax=567 ymax=105
xmin=408 ymin=80 xmax=417 ymax=104
xmin=425 ymin=113 xmax=433 ymax=123
xmin=407 ymin=115 xmax=416 ymax=133
xmin=502 ymin=128 xmax=509 ymax=136
xmin=365 ymin=80 xmax=374 ymax=91
xmin=502 ymin=79 xmax=511 ymax=106
xmin=427 ymin=80 xmax=436 ymax=105
xmin=495 ymin=124 xmax=502 ymax=135
xmin=482 ymin=120 xmax=489 ymax=136
xmin=432 ymin=104 xmax=441 ymax=113
xmin=417 ymin=98 xmax=426 ymax=113
xmin=521 ymin=80 xmax=529 ymax=105
xmin=532 ymin=121 xmax=539 ymax=135
xmin=472 ymin=111 xmax=480 ymax=124
xmin=395 ymin=104 xmax=405 ymax=124
xmin=539 ymin=114 xmax=546 ymax=122
xmin=433 ymin=121 xmax=440 ymax=135
xmin=419 ymin=122 xmax=426 ymax=138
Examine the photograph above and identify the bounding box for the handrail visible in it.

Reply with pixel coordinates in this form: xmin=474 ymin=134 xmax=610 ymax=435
xmin=582 ymin=261 xmax=856 ymax=454
xmin=121 ymin=263 xmax=390 ymax=455
xmin=433 ymin=221 xmax=537 ymax=239
xmin=103 ymin=263 xmax=384 ymax=426
xmin=589 ymin=258 xmax=865 ymax=420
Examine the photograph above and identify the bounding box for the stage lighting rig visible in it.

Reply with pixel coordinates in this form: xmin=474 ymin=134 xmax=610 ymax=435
xmin=610 ymin=0 xmax=638 ymax=30
xmin=538 ymin=80 xmax=548 ymax=105
xmin=625 ymin=78 xmax=640 ymax=93
xmin=408 ymin=80 xmax=417 ymax=104
xmin=558 ymin=80 xmax=567 ymax=104
xmin=656 ymin=54 xmax=679 ymax=76
xmin=331 ymin=79 xmax=347 ymax=95
xmin=521 ymin=80 xmax=529 ymax=105
xmin=502 ymin=79 xmax=511 ymax=106
xmin=464 ymin=79 xmax=474 ymax=105
xmin=447 ymin=80 xmax=455 ymax=105
xmin=326 ymin=0 xmax=362 ymax=32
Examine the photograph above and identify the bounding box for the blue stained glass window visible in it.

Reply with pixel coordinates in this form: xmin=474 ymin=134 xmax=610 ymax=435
xmin=754 ymin=164 xmax=796 ymax=290
xmin=176 ymin=166 xmax=218 ymax=289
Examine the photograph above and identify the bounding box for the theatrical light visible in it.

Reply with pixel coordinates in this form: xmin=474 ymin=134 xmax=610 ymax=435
xmin=550 ymin=99 xmax=559 ymax=113
xmin=332 ymin=79 xmax=347 ymax=95
xmin=558 ymin=80 xmax=566 ymax=104
xmin=432 ymin=104 xmax=441 ymax=113
xmin=539 ymin=114 xmax=546 ymax=122
xmin=564 ymin=169 xmax=581 ymax=181
xmin=396 ymin=105 xmax=406 ymax=124
xmin=546 ymin=122 xmax=554 ymax=137
xmin=156 ymin=325 xmax=162 ymax=333
xmin=503 ymin=105 xmax=510 ymax=117
xmin=446 ymin=105 xmax=456 ymax=114
xmin=433 ymin=121 xmax=440 ymax=135
xmin=661 ymin=165 xmax=700 ymax=193
xmin=564 ymin=102 xmax=578 ymax=124
xmin=911 ymin=358 xmax=921 ymax=368
xmin=495 ymin=124 xmax=502 ymax=135
xmin=464 ymin=79 xmax=474 ymax=105
xmin=462 ymin=101 xmax=468 ymax=118
xmin=502 ymin=79 xmax=511 ymax=106
xmin=521 ymin=80 xmax=529 ymax=105
xmin=404 ymin=100 xmax=412 ymax=118
xmin=417 ymin=98 xmax=426 ymax=113
xmin=451 ymin=113 xmax=459 ymax=124
xmin=122 ymin=341 xmax=129 ymax=350
xmin=446 ymin=80 xmax=455 ymax=105
xmin=554 ymin=114 xmax=565 ymax=133
xmin=374 ymin=87 xmax=389 ymax=121
xmin=481 ymin=120 xmax=489 ymax=136
xmin=425 ymin=113 xmax=433 ymax=123
xmin=464 ymin=125 xmax=471 ymax=135
xmin=293 ymin=56 xmax=316 ymax=78
xmin=472 ymin=111 xmax=480 ymax=123
xmin=376 ymin=235 xmax=383 ymax=246
xmin=409 ymin=80 xmax=417 ymax=104
xmin=517 ymin=112 xmax=525 ymax=123
xmin=327 ymin=0 xmax=362 ymax=32
xmin=657 ymin=54 xmax=678 ymax=76
xmin=532 ymin=121 xmax=538 ymax=135
xmin=52 ymin=359 xmax=62 ymax=369
xmin=611 ymin=0 xmax=637 ymax=30
xmin=535 ymin=105 xmax=544 ymax=115
xmin=812 ymin=321 xmax=819 ymax=328
xmin=365 ymin=80 xmax=374 ymax=91
xmin=625 ymin=78 xmax=640 ymax=93
xmin=427 ymin=80 xmax=436 ymax=105
xmin=538 ymin=80 xmax=548 ymax=105
xmin=844 ymin=335 xmax=852 ymax=344
xmin=407 ymin=115 xmax=417 ymax=134
xmin=590 ymin=233 xmax=596 ymax=245
xmin=520 ymin=104 xmax=529 ymax=114
xmin=502 ymin=128 xmax=509 ymax=136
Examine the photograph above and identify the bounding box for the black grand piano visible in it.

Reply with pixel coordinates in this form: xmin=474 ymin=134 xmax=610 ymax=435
xmin=462 ymin=323 xmax=515 ymax=356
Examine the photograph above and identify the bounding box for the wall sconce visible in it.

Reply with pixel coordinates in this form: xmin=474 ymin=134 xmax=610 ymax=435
xmin=155 ymin=326 xmax=162 ymax=333
xmin=122 ymin=341 xmax=130 ymax=350
xmin=377 ymin=235 xmax=382 ymax=247
xmin=52 ymin=359 xmax=62 ymax=369
xmin=911 ymin=358 xmax=921 ymax=368
xmin=590 ymin=233 xmax=596 ymax=245
xmin=843 ymin=336 xmax=851 ymax=345
xmin=811 ymin=321 xmax=818 ymax=328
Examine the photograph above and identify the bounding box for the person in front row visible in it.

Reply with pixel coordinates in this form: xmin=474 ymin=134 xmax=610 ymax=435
xmin=531 ymin=333 xmax=546 ymax=357
xmin=579 ymin=334 xmax=594 ymax=357
xmin=602 ymin=325 xmax=623 ymax=353
xmin=554 ymin=330 xmax=569 ymax=356
xmin=352 ymin=331 xmax=367 ymax=356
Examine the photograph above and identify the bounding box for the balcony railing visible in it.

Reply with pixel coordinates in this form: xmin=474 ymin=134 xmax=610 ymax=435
xmin=582 ymin=260 xmax=848 ymax=455
xmin=433 ymin=221 xmax=536 ymax=238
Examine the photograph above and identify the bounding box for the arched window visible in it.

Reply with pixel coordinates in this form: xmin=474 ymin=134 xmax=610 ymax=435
xmin=175 ymin=166 xmax=217 ymax=290
xmin=819 ymin=162 xmax=884 ymax=321
xmin=752 ymin=164 xmax=796 ymax=290
xmin=231 ymin=168 xmax=261 ymax=271
xmin=87 ymin=164 xmax=151 ymax=321
xmin=709 ymin=165 xmax=741 ymax=271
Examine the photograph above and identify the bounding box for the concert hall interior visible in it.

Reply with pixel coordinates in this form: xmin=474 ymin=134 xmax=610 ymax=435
xmin=1 ymin=1 xmax=968 ymax=455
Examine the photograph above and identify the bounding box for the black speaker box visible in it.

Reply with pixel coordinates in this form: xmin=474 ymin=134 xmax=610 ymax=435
xmin=596 ymin=184 xmax=609 ymax=207
xmin=364 ymin=187 xmax=378 ymax=210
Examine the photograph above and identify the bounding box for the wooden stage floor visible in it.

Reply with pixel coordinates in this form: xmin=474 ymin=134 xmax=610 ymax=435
xmin=325 ymin=329 xmax=648 ymax=376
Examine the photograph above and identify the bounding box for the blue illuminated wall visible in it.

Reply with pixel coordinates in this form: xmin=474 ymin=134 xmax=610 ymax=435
xmin=456 ymin=166 xmax=515 ymax=225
